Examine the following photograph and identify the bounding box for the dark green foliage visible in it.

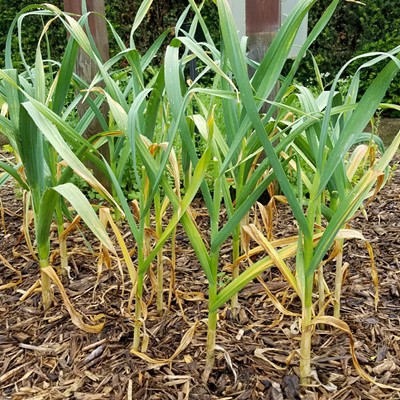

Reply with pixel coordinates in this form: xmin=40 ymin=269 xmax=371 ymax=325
xmin=297 ymin=0 xmax=362 ymax=78
xmin=291 ymin=0 xmax=400 ymax=113
xmin=355 ymin=0 xmax=400 ymax=111
xmin=0 ymin=1 xmax=398 ymax=108
xmin=0 ymin=0 xmax=219 ymax=68
xmin=105 ymin=0 xmax=219 ymax=59
xmin=0 ymin=0 xmax=65 ymax=68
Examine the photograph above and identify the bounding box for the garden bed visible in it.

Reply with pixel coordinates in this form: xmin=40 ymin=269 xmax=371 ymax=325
xmin=1 ymin=160 xmax=400 ymax=400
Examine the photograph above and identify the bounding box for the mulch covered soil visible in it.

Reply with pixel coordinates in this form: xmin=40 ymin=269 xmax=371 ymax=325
xmin=1 ymin=162 xmax=400 ymax=400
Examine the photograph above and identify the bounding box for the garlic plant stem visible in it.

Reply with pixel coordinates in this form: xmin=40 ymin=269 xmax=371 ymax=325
xmin=203 ymin=308 xmax=217 ymax=382
xmin=334 ymin=239 xmax=344 ymax=319
xmin=40 ymin=260 xmax=52 ymax=310
xmin=230 ymin=232 xmax=240 ymax=313
xmin=300 ymin=302 xmax=313 ymax=386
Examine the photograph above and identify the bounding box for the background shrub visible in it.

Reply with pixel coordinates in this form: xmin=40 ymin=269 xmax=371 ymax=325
xmin=105 ymin=0 xmax=219 ymax=59
xmin=0 ymin=0 xmax=65 ymax=68
xmin=0 ymin=1 xmax=398 ymax=111
xmin=0 ymin=0 xmax=219 ymax=68
xmin=291 ymin=0 xmax=400 ymax=114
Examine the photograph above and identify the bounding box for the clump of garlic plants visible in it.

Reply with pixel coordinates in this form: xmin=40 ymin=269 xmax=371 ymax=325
xmin=0 ymin=0 xmax=399 ymax=391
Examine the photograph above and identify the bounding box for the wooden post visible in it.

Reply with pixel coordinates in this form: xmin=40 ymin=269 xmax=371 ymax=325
xmin=246 ymin=0 xmax=280 ymax=61
xmin=246 ymin=0 xmax=281 ymax=201
xmin=63 ymin=0 xmax=110 ymax=189
xmin=246 ymin=0 xmax=281 ymax=105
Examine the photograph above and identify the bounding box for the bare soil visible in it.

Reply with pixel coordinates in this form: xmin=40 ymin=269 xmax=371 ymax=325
xmin=1 ymin=160 xmax=400 ymax=399
xmin=368 ymin=118 xmax=400 ymax=147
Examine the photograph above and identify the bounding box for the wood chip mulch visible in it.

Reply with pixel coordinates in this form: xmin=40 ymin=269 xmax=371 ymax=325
xmin=1 ymin=159 xmax=400 ymax=400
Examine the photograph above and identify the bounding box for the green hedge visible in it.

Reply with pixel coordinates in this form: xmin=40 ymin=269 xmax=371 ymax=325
xmin=0 ymin=1 xmax=398 ymax=109
xmin=0 ymin=0 xmax=219 ymax=68
xmin=293 ymin=0 xmax=400 ymax=113
xmin=0 ymin=0 xmax=65 ymax=68
xmin=105 ymin=0 xmax=219 ymax=59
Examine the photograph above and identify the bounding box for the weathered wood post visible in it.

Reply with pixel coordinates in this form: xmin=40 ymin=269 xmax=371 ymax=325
xmin=227 ymin=0 xmax=281 ymax=116
xmin=227 ymin=0 xmax=308 ymax=70
xmin=226 ymin=0 xmax=308 ymax=110
xmin=227 ymin=0 xmax=280 ymax=72
xmin=246 ymin=0 xmax=281 ymax=77
xmin=63 ymin=0 xmax=111 ymax=189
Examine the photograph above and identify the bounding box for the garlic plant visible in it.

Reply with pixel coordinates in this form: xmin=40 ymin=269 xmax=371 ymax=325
xmin=1 ymin=0 xmax=399 ymax=388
